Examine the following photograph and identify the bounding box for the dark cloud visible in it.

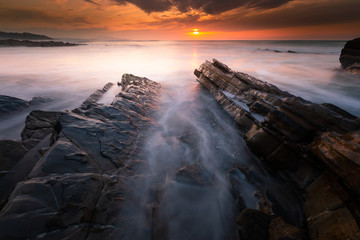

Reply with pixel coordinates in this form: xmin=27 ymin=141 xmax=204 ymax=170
xmin=207 ymin=0 xmax=360 ymax=31
xmin=84 ymin=0 xmax=99 ymax=5
xmin=111 ymin=0 xmax=292 ymax=14
xmin=0 ymin=8 xmax=91 ymax=24
xmin=112 ymin=0 xmax=172 ymax=13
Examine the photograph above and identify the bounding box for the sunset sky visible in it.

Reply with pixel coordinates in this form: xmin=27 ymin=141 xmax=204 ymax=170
xmin=0 ymin=0 xmax=359 ymax=40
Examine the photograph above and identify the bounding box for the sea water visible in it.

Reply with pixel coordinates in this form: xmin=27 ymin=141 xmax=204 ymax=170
xmin=1 ymin=40 xmax=357 ymax=239
xmin=0 ymin=40 xmax=359 ymax=139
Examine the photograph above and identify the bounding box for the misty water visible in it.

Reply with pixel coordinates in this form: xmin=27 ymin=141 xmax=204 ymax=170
xmin=0 ymin=40 xmax=359 ymax=239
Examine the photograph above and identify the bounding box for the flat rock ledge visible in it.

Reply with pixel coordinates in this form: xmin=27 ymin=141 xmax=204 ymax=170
xmin=0 ymin=74 xmax=161 ymax=239
xmin=195 ymin=59 xmax=360 ymax=240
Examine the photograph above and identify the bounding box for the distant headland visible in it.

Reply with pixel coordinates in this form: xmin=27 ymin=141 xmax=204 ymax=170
xmin=0 ymin=30 xmax=83 ymax=47
xmin=0 ymin=31 xmax=52 ymax=40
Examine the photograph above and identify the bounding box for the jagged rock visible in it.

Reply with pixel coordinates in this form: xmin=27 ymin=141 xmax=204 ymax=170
xmin=0 ymin=74 xmax=161 ymax=239
xmin=21 ymin=110 xmax=63 ymax=149
xmin=194 ymin=59 xmax=360 ymax=240
xmin=236 ymin=209 xmax=271 ymax=240
xmin=340 ymin=38 xmax=360 ymax=73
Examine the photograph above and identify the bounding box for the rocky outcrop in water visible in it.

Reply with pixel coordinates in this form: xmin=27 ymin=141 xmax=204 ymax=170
xmin=0 ymin=39 xmax=82 ymax=47
xmin=340 ymin=38 xmax=360 ymax=73
xmin=0 ymin=74 xmax=161 ymax=239
xmin=0 ymin=31 xmax=52 ymax=40
xmin=195 ymin=59 xmax=360 ymax=240
xmin=0 ymin=95 xmax=50 ymax=117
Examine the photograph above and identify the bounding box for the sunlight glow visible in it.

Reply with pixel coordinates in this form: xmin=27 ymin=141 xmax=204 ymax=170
xmin=193 ymin=29 xmax=199 ymax=35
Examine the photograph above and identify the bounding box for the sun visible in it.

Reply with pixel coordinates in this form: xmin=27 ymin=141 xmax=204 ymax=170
xmin=192 ymin=29 xmax=199 ymax=35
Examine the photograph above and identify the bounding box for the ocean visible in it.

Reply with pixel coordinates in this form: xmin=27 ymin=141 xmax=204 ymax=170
xmin=1 ymin=40 xmax=359 ymax=239
xmin=0 ymin=40 xmax=359 ymax=140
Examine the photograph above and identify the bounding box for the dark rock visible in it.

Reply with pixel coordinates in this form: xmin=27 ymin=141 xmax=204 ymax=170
xmin=304 ymin=174 xmax=360 ymax=240
xmin=0 ymin=140 xmax=27 ymax=178
xmin=340 ymin=38 xmax=360 ymax=72
xmin=194 ymin=59 xmax=360 ymax=239
xmin=21 ymin=110 xmax=63 ymax=149
xmin=312 ymin=131 xmax=360 ymax=196
xmin=0 ymin=136 xmax=51 ymax=209
xmin=82 ymin=82 xmax=114 ymax=106
xmin=0 ymin=173 xmax=103 ymax=239
xmin=0 ymin=39 xmax=83 ymax=47
xmin=236 ymin=209 xmax=271 ymax=240
xmin=268 ymin=217 xmax=303 ymax=240
xmin=249 ymin=101 xmax=272 ymax=116
xmin=0 ymin=95 xmax=29 ymax=116
xmin=0 ymin=74 xmax=161 ymax=239
xmin=175 ymin=163 xmax=214 ymax=186
xmin=0 ymin=30 xmax=52 ymax=40
xmin=29 ymin=96 xmax=51 ymax=105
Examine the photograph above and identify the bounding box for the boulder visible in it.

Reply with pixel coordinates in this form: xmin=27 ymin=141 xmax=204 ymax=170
xmin=340 ymin=38 xmax=360 ymax=73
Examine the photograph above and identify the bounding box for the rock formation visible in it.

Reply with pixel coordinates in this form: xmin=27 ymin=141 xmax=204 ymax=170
xmin=340 ymin=38 xmax=360 ymax=73
xmin=0 ymin=31 xmax=52 ymax=40
xmin=0 ymin=95 xmax=50 ymax=117
xmin=0 ymin=65 xmax=359 ymax=239
xmin=0 ymin=39 xmax=82 ymax=47
xmin=195 ymin=59 xmax=360 ymax=240
xmin=0 ymin=74 xmax=161 ymax=239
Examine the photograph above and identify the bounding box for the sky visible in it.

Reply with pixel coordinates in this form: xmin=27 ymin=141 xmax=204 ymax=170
xmin=0 ymin=0 xmax=359 ymax=40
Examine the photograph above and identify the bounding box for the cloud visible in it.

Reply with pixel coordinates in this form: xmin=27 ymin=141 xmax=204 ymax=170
xmin=110 ymin=0 xmax=293 ymax=14
xmin=204 ymin=0 xmax=360 ymax=31
xmin=0 ymin=8 xmax=91 ymax=24
xmin=84 ymin=0 xmax=99 ymax=5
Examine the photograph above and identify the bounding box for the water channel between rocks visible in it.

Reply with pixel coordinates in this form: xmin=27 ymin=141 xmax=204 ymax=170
xmin=118 ymin=81 xmax=302 ymax=240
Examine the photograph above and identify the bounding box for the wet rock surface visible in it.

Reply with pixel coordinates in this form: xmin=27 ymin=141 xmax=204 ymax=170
xmin=340 ymin=38 xmax=360 ymax=73
xmin=0 ymin=61 xmax=358 ymax=240
xmin=195 ymin=59 xmax=360 ymax=240
xmin=0 ymin=74 xmax=161 ymax=239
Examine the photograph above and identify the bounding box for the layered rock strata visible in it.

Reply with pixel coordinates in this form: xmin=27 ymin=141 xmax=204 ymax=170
xmin=0 ymin=74 xmax=161 ymax=239
xmin=195 ymin=59 xmax=360 ymax=240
